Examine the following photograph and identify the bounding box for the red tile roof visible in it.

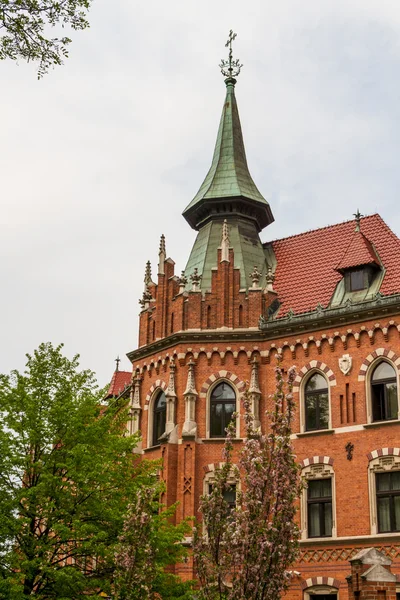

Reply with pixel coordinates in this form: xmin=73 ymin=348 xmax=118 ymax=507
xmin=335 ymin=230 xmax=380 ymax=272
xmin=106 ymin=370 xmax=132 ymax=398
xmin=268 ymin=214 xmax=400 ymax=317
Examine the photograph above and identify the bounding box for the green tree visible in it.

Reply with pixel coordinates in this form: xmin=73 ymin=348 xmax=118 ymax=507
xmin=114 ymin=488 xmax=194 ymax=600
xmin=0 ymin=342 xmax=160 ymax=598
xmin=0 ymin=0 xmax=92 ymax=78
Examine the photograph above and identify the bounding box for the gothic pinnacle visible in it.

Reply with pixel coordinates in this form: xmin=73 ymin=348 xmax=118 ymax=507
xmin=158 ymin=234 xmax=166 ymax=275
xmin=220 ymin=219 xmax=230 ymax=262
xmin=144 ymin=260 xmax=152 ymax=288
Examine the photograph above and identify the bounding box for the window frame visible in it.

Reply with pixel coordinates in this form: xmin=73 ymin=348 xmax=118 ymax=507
xmin=376 ymin=471 xmax=400 ymax=533
xmin=366 ymin=359 xmax=399 ymax=425
xmin=368 ymin=453 xmax=400 ymax=535
xmin=301 ymin=462 xmax=336 ymax=541
xmin=147 ymin=387 xmax=167 ymax=448
xmin=206 ymin=379 xmax=239 ymax=439
xmin=300 ymin=370 xmax=331 ymax=433
xmin=307 ymin=479 xmax=333 ymax=538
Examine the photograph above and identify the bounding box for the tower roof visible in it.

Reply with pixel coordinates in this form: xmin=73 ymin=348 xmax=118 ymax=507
xmin=182 ymin=77 xmax=274 ymax=232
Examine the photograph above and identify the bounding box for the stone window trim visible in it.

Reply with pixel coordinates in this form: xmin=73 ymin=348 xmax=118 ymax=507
xmin=362 ymin=356 xmax=400 ymax=424
xmin=367 ymin=448 xmax=400 ymax=535
xmin=298 ymin=369 xmax=333 ymax=434
xmin=302 ymin=578 xmax=340 ymax=600
xmin=146 ymin=382 xmax=167 ymax=448
xmin=203 ymin=463 xmax=240 ymax=497
xmin=201 ymin=372 xmax=245 ymax=439
xmin=293 ymin=361 xmax=337 ymax=393
xmin=301 ymin=461 xmax=337 ymax=541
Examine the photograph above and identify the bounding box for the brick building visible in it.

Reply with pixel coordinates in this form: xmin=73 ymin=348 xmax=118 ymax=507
xmin=109 ymin=51 xmax=400 ymax=599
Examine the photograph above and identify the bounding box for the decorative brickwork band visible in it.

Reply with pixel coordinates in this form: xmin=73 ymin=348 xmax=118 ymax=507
xmin=300 ymin=456 xmax=334 ymax=468
xmin=301 ymin=577 xmax=341 ymax=590
xmin=367 ymin=448 xmax=400 ymax=461
xmin=358 ymin=348 xmax=400 ymax=381
xmin=145 ymin=380 xmax=167 ymax=404
xmin=200 ymin=370 xmax=246 ymax=398
xmin=294 ymin=361 xmax=336 ymax=390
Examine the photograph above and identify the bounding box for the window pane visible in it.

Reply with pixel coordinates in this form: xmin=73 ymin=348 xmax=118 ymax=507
xmin=305 ymin=395 xmax=317 ymax=430
xmin=394 ymin=496 xmax=400 ymax=531
xmin=350 ymin=269 xmax=365 ymax=291
xmin=377 ymin=473 xmax=391 ymax=491
xmin=211 ymin=382 xmax=235 ymax=400
xmin=323 ymin=502 xmax=333 ymax=536
xmin=210 ymin=402 xmax=223 ymax=437
xmin=372 ymin=384 xmax=384 ymax=421
xmin=372 ymin=362 xmax=396 ymax=381
xmin=391 ymin=472 xmax=400 ymax=490
xmin=318 ymin=392 xmax=329 ymax=429
xmin=386 ymin=382 xmax=398 ymax=419
xmin=223 ymin=486 xmax=236 ymax=508
xmin=306 ymin=373 xmax=328 ymax=392
xmin=320 ymin=479 xmax=332 ymax=498
xmin=308 ymin=503 xmax=321 ymax=537
xmin=377 ymin=497 xmax=391 ymax=532
xmin=224 ymin=402 xmax=236 ymax=428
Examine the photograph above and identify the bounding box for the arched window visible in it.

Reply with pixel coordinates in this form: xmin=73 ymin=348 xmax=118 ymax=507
xmin=153 ymin=391 xmax=166 ymax=446
xmin=210 ymin=382 xmax=236 ymax=438
xmin=371 ymin=362 xmax=398 ymax=422
xmin=305 ymin=373 xmax=329 ymax=432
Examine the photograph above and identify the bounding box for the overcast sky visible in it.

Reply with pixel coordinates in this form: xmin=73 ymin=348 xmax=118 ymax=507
xmin=2 ymin=0 xmax=400 ymax=386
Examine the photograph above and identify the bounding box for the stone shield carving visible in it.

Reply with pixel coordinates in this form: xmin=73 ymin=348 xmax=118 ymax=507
xmin=339 ymin=354 xmax=352 ymax=375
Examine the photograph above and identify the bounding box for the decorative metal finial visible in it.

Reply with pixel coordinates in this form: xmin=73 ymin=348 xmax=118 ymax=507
xmin=219 ymin=30 xmax=242 ymax=81
xmin=115 ymin=356 xmax=120 ymax=372
xmin=353 ymin=209 xmax=363 ymax=233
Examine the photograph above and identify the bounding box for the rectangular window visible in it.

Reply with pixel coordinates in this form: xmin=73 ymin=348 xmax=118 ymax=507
xmin=307 ymin=479 xmax=332 ymax=538
xmin=376 ymin=472 xmax=400 ymax=533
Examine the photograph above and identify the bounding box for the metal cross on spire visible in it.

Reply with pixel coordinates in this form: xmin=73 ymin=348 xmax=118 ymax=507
xmin=219 ymin=29 xmax=243 ymax=81
xmin=353 ymin=209 xmax=364 ymax=232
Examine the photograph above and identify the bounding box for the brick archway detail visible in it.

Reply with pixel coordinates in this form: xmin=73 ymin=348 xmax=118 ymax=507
xmin=367 ymin=448 xmax=400 ymax=461
xmin=294 ymin=361 xmax=336 ymax=389
xmin=300 ymin=456 xmax=334 ymax=468
xmin=301 ymin=576 xmax=341 ymax=590
xmin=145 ymin=380 xmax=167 ymax=404
xmin=203 ymin=462 xmax=225 ymax=474
xmin=358 ymin=348 xmax=400 ymax=381
xmin=200 ymin=370 xmax=246 ymax=399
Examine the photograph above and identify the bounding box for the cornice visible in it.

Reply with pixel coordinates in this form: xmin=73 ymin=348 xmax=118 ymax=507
xmin=128 ymin=295 xmax=400 ymax=364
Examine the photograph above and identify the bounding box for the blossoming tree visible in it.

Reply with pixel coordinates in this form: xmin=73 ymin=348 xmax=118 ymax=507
xmin=193 ymin=365 xmax=302 ymax=600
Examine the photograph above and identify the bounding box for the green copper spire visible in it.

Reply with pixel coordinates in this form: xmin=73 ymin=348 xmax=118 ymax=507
xmin=182 ymin=31 xmax=274 ymax=232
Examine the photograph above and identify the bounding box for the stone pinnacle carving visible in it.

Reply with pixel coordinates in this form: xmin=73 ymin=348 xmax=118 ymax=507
xmin=250 ymin=265 xmax=261 ymax=288
xmin=220 ymin=219 xmax=230 ymax=262
xmin=190 ymin=268 xmax=202 ymax=291
xmin=249 ymin=356 xmax=261 ymax=394
xmin=183 ymin=359 xmax=198 ymax=438
xmin=184 ymin=359 xmax=198 ymax=396
xmin=158 ymin=234 xmax=166 ymax=275
xmin=177 ymin=270 xmax=188 ymax=294
xmin=265 ymin=265 xmax=275 ymax=292
xmin=144 ymin=260 xmax=152 ymax=288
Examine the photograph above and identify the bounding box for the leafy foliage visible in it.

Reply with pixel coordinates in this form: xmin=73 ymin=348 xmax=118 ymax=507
xmin=0 ymin=342 xmax=158 ymax=599
xmin=193 ymin=364 xmax=302 ymax=600
xmin=0 ymin=0 xmax=91 ymax=77
xmin=114 ymin=487 xmax=194 ymax=600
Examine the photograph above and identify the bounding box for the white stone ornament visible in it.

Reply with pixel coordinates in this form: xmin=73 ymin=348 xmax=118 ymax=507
xmin=339 ymin=354 xmax=352 ymax=375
